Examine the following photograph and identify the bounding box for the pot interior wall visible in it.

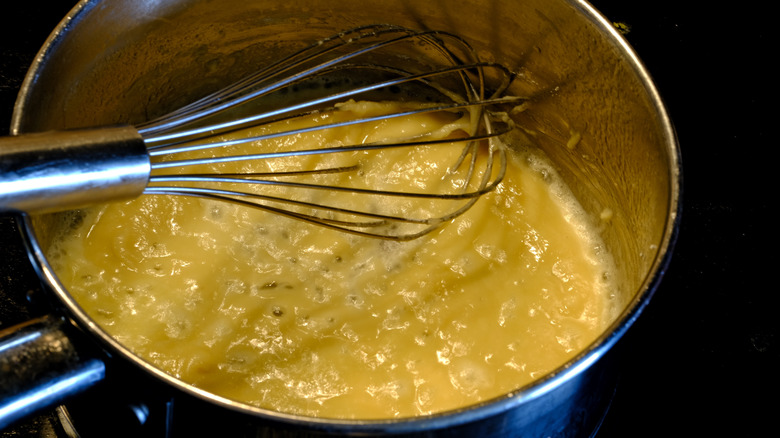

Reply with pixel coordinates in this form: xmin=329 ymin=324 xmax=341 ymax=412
xmin=14 ymin=0 xmax=676 ymax=422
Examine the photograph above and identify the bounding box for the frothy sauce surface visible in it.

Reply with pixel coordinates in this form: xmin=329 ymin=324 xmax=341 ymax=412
xmin=48 ymin=101 xmax=617 ymax=419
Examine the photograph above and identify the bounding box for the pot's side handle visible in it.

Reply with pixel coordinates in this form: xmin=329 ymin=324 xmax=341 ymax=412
xmin=0 ymin=315 xmax=105 ymax=430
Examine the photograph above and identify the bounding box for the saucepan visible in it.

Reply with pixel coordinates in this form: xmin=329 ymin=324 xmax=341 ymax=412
xmin=0 ymin=0 xmax=679 ymax=436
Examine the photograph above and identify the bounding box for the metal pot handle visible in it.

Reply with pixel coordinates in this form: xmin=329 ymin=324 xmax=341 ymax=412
xmin=0 ymin=315 xmax=105 ymax=429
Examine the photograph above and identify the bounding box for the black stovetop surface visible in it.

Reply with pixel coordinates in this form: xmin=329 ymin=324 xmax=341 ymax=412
xmin=1 ymin=1 xmax=775 ymax=436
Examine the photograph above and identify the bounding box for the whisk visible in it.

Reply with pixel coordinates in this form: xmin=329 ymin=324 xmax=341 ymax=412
xmin=0 ymin=24 xmax=522 ymax=240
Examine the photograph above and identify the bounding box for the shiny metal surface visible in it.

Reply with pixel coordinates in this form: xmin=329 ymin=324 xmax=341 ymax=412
xmin=0 ymin=126 xmax=148 ymax=213
xmin=3 ymin=0 xmax=679 ymax=436
xmin=129 ymin=24 xmax=520 ymax=240
xmin=2 ymin=24 xmax=519 ymax=239
xmin=0 ymin=316 xmax=105 ymax=430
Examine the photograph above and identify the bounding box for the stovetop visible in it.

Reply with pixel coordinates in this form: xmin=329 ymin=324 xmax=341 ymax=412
xmin=1 ymin=1 xmax=775 ymax=437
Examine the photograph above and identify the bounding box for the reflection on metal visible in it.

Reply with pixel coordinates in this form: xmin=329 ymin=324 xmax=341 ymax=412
xmin=0 ymin=126 xmax=149 ymax=214
xmin=0 ymin=317 xmax=105 ymax=430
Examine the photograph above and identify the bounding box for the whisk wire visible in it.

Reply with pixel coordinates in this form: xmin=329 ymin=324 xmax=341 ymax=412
xmin=149 ymin=122 xmax=512 ymax=170
xmin=139 ymin=25 xmax=497 ymax=140
xmin=136 ymin=24 xmax=520 ymax=239
xmin=139 ymin=26 xmax=423 ymax=136
xmin=146 ymin=95 xmax=518 ymax=158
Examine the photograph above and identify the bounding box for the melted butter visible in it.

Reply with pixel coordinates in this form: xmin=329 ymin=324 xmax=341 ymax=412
xmin=48 ymin=101 xmax=617 ymax=419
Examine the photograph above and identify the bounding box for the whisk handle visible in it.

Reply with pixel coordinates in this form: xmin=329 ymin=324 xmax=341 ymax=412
xmin=0 ymin=126 xmax=149 ymax=214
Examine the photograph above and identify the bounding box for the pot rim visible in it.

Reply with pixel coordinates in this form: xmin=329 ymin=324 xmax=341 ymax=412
xmin=11 ymin=0 xmax=681 ymax=433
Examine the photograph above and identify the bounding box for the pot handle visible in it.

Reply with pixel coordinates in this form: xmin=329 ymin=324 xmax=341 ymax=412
xmin=0 ymin=315 xmax=105 ymax=430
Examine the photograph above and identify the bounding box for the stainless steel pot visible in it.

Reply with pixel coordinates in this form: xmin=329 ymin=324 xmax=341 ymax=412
xmin=1 ymin=0 xmax=680 ymax=436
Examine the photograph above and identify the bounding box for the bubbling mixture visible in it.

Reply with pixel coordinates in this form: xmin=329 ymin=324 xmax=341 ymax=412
xmin=48 ymin=100 xmax=618 ymax=419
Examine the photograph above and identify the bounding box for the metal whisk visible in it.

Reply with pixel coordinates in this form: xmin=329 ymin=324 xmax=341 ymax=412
xmin=0 ymin=24 xmax=522 ymax=240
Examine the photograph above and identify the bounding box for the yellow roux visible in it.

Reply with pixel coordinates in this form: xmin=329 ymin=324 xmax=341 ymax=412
xmin=48 ymin=100 xmax=618 ymax=419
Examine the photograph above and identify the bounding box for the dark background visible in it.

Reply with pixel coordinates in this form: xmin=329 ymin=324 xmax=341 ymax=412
xmin=1 ymin=1 xmax=774 ymax=436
